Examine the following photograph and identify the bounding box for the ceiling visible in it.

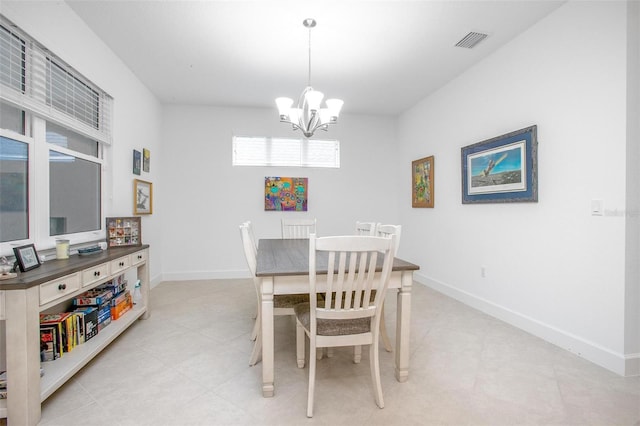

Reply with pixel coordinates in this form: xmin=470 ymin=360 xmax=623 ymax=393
xmin=65 ymin=0 xmax=565 ymax=116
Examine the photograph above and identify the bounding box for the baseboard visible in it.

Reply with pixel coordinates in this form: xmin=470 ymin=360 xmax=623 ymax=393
xmin=414 ymin=272 xmax=638 ymax=377
xmin=160 ymin=269 xmax=249 ymax=282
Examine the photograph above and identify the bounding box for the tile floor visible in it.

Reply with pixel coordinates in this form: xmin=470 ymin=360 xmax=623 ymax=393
xmin=38 ymin=279 xmax=639 ymax=425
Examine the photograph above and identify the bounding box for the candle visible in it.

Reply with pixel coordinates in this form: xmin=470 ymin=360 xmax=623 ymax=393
xmin=56 ymin=239 xmax=70 ymax=259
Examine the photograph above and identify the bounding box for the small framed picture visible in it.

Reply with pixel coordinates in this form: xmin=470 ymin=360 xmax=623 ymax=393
xmin=13 ymin=244 xmax=41 ymax=272
xmin=412 ymin=155 xmax=434 ymax=208
xmin=143 ymin=148 xmax=150 ymax=173
xmin=133 ymin=150 xmax=141 ymax=175
xmin=134 ymin=179 xmax=153 ymax=215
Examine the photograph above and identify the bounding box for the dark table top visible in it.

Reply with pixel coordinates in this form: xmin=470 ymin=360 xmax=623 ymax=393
xmin=256 ymin=238 xmax=419 ymax=277
xmin=0 ymin=245 xmax=150 ymax=290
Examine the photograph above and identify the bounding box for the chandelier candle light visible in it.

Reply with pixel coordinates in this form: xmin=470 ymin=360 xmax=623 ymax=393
xmin=276 ymin=18 xmax=344 ymax=138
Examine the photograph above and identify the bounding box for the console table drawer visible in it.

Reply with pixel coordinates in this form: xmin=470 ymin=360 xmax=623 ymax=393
xmin=110 ymin=256 xmax=130 ymax=274
xmin=130 ymin=250 xmax=146 ymax=266
xmin=40 ymin=273 xmax=80 ymax=305
xmin=82 ymin=263 xmax=109 ymax=287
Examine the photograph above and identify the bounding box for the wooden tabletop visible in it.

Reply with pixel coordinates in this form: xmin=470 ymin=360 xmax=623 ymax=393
xmin=256 ymin=238 xmax=419 ymax=277
xmin=0 ymin=245 xmax=150 ymax=290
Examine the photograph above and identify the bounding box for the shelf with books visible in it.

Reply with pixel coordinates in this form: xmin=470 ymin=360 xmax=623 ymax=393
xmin=0 ymin=245 xmax=150 ymax=425
xmin=40 ymin=303 xmax=146 ymax=400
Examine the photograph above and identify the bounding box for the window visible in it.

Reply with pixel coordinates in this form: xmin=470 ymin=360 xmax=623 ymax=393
xmin=232 ymin=136 xmax=340 ymax=168
xmin=0 ymin=16 xmax=112 ymax=255
xmin=47 ymin=122 xmax=102 ymax=236
xmin=0 ymin=135 xmax=28 ymax=242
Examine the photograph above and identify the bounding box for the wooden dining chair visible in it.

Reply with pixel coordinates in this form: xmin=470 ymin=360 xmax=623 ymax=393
xmin=376 ymin=224 xmax=402 ymax=254
xmin=239 ymin=222 xmax=307 ymax=366
xmin=282 ymin=218 xmax=317 ymax=239
xmin=352 ymin=221 xmax=388 ymax=360
xmin=374 ymin=224 xmax=402 ymax=353
xmin=355 ymin=221 xmax=377 ymax=236
xmin=294 ymin=233 xmax=396 ymax=417
xmin=243 ymin=221 xmax=260 ymax=342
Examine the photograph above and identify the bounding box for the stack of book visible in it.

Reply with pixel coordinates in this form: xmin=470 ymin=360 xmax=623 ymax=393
xmin=73 ymin=287 xmax=113 ymax=331
xmin=39 ymin=274 xmax=133 ymax=363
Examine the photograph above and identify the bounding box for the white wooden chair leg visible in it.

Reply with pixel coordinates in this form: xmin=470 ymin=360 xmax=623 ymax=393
xmin=296 ymin=320 xmax=306 ymax=368
xmin=354 ymin=345 xmax=362 ymax=363
xmin=379 ymin=305 xmax=393 ymax=352
xmin=250 ymin=316 xmax=259 ymax=341
xmin=370 ymin=340 xmax=384 ymax=408
xmin=249 ymin=327 xmax=262 ymax=366
xmin=307 ymin=342 xmax=317 ymax=418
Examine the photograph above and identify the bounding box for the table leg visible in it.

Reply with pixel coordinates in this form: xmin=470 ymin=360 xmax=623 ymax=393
xmin=395 ymin=271 xmax=412 ymax=382
xmin=6 ymin=286 xmax=41 ymax=425
xmin=261 ymin=276 xmax=275 ymax=397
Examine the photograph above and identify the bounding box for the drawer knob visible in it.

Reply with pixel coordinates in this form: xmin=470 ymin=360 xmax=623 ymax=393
xmin=94 ymin=271 xmax=100 ymax=277
xmin=137 ymin=255 xmax=142 ymax=259
xmin=58 ymin=283 xmax=67 ymax=290
xmin=119 ymin=261 xmax=125 ymax=267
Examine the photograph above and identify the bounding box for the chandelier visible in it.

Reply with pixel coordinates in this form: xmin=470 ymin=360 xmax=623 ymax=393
xmin=276 ymin=18 xmax=344 ymax=138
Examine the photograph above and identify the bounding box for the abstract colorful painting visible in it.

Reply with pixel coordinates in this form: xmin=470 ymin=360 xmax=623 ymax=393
xmin=265 ymin=177 xmax=308 ymax=211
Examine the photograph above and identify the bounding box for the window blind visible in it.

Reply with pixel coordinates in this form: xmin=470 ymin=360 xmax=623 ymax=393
xmin=233 ymin=136 xmax=340 ymax=168
xmin=0 ymin=16 xmax=112 ymax=144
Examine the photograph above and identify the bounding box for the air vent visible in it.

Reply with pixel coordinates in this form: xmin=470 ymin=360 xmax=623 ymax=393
xmin=455 ymin=31 xmax=488 ymax=49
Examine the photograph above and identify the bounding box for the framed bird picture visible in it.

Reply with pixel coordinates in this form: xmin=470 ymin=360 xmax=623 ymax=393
xmin=461 ymin=125 xmax=538 ymax=204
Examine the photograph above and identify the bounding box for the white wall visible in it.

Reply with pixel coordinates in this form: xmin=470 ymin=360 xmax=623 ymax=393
xmin=160 ymin=106 xmax=398 ymax=280
xmin=624 ymin=0 xmax=640 ymax=376
xmin=2 ymin=1 xmax=164 ymax=284
xmin=397 ymin=1 xmax=635 ymax=375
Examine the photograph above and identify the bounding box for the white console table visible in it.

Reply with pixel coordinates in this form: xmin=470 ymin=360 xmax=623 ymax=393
xmin=0 ymin=245 xmax=150 ymax=425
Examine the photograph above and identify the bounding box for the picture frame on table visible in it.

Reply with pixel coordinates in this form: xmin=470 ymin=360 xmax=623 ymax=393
xmin=134 ymin=179 xmax=153 ymax=215
xmin=13 ymin=243 xmax=41 ymax=272
xmin=106 ymin=216 xmax=142 ymax=248
xmin=461 ymin=125 xmax=538 ymax=204
xmin=412 ymin=155 xmax=434 ymax=208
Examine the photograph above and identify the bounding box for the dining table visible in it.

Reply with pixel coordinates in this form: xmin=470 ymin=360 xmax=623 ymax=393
xmin=255 ymin=238 xmax=420 ymax=397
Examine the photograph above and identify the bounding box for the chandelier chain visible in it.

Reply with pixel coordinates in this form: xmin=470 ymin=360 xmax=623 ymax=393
xmin=307 ymin=24 xmax=312 ymax=87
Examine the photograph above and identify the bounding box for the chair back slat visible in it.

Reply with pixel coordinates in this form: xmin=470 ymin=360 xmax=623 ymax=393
xmin=376 ymin=224 xmax=401 ymax=254
xmin=282 ymin=218 xmax=317 ymax=239
xmin=239 ymin=223 xmax=257 ymax=276
xmin=355 ymin=221 xmax=378 ymax=236
xmin=310 ymin=234 xmax=395 ymax=322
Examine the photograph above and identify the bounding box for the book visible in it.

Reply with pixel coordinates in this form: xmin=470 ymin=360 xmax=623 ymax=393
xmin=40 ymin=327 xmax=59 ymax=361
xmin=74 ymin=306 xmax=98 ymax=342
xmin=96 ymin=279 xmax=127 ymax=298
xmin=40 ymin=312 xmax=71 ymax=354
xmin=111 ymin=291 xmax=133 ymax=320
xmin=96 ymin=300 xmax=111 ymax=331
xmin=110 ymin=289 xmax=130 ymax=307
xmin=73 ymin=288 xmax=113 ymax=306
xmin=40 ymin=324 xmax=62 ymax=358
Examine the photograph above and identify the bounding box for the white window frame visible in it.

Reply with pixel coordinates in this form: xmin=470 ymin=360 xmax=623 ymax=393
xmin=232 ymin=136 xmax=340 ymax=168
xmin=0 ymin=17 xmax=111 ymax=257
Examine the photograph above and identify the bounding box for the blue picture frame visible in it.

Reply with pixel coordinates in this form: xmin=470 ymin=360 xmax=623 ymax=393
xmin=133 ymin=149 xmax=141 ymax=175
xmin=461 ymin=125 xmax=538 ymax=204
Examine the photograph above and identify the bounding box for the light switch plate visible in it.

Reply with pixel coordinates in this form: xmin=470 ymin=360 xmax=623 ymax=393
xmin=591 ymin=199 xmax=604 ymax=216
